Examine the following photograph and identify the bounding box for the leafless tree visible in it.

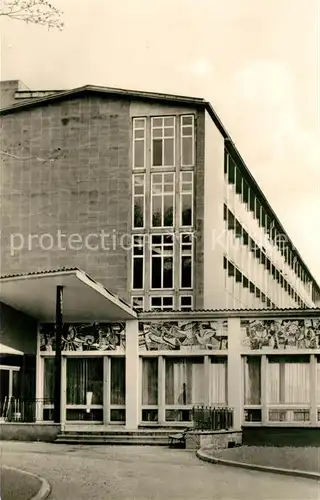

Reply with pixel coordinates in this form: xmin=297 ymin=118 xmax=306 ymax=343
xmin=0 ymin=0 xmax=64 ymax=29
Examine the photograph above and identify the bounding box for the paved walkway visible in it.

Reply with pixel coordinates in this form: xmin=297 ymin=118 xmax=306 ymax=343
xmin=0 ymin=441 xmax=318 ymax=500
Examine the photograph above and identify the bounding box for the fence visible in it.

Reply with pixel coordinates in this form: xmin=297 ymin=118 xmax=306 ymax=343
xmin=192 ymin=405 xmax=234 ymax=430
xmin=0 ymin=397 xmax=52 ymax=422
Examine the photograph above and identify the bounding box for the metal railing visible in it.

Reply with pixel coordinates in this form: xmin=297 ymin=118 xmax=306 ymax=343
xmin=0 ymin=397 xmax=52 ymax=422
xmin=192 ymin=405 xmax=234 ymax=431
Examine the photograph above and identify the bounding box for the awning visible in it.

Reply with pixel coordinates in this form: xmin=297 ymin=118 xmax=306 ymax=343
xmin=0 ymin=343 xmax=24 ymax=355
xmin=0 ymin=268 xmax=137 ymax=322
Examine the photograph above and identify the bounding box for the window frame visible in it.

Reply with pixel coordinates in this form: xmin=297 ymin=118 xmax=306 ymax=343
xmin=180 ymin=233 xmax=194 ymax=290
xmin=132 ymin=173 xmax=146 ymax=229
xmin=180 ymin=115 xmax=195 ymax=167
xmin=149 ymin=295 xmax=174 ymax=311
xmin=151 ymin=116 xmax=176 ymax=168
xmin=131 ymin=235 xmax=145 ymax=291
xmin=150 ymin=233 xmax=175 ymax=290
xmin=151 ymin=172 xmax=175 ymax=228
xmin=132 ymin=117 xmax=146 ymax=170
xmin=180 ymin=171 xmax=194 ymax=227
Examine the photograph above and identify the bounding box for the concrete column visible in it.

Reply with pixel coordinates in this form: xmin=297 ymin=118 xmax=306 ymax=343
xmin=261 ymin=355 xmax=268 ymax=424
xmin=60 ymin=357 xmax=67 ymax=429
xmin=35 ymin=325 xmax=43 ymax=422
xmin=158 ymin=356 xmax=165 ymax=425
xmin=227 ymin=317 xmax=242 ymax=430
xmin=310 ymin=355 xmax=317 ymax=426
xmin=103 ymin=357 xmax=110 ymax=426
xmin=125 ymin=320 xmax=139 ymax=430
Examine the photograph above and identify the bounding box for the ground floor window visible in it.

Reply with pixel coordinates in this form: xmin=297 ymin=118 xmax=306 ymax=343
xmin=243 ymin=355 xmax=314 ymax=424
xmin=141 ymin=356 xmax=227 ymax=423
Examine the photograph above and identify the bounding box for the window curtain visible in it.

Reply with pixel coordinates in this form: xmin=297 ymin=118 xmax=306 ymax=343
xmin=210 ymin=359 xmax=227 ymax=405
xmin=244 ymin=357 xmax=261 ymax=405
xmin=165 ymin=358 xmax=204 ymax=405
xmin=43 ymin=358 xmax=55 ymax=403
xmin=110 ymin=358 xmax=125 ymax=405
xmin=268 ymin=357 xmax=310 ymax=404
xmin=67 ymin=359 xmax=103 ymax=405
xmin=142 ymin=358 xmax=158 ymax=405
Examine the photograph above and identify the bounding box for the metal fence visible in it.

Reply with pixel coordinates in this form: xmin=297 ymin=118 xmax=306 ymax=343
xmin=192 ymin=405 xmax=234 ymax=430
xmin=0 ymin=397 xmax=52 ymax=422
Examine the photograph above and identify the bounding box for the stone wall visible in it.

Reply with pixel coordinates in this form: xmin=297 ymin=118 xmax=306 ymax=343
xmin=186 ymin=430 xmax=242 ymax=450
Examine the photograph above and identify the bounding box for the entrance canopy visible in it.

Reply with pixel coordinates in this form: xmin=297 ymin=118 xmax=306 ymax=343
xmin=0 ymin=343 xmax=24 ymax=355
xmin=0 ymin=268 xmax=137 ymax=322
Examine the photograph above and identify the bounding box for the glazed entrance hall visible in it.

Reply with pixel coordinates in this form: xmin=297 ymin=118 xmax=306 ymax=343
xmin=1 ymin=269 xmax=319 ymax=431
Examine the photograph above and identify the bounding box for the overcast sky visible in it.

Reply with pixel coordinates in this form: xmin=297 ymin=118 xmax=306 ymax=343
xmin=1 ymin=0 xmax=319 ymax=283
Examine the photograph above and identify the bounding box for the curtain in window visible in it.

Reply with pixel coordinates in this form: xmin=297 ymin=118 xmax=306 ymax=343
xmin=66 ymin=359 xmax=103 ymax=405
xmin=44 ymin=358 xmax=55 ymax=403
xmin=210 ymin=359 xmax=227 ymax=405
xmin=244 ymin=357 xmax=261 ymax=405
xmin=142 ymin=358 xmax=158 ymax=405
xmin=165 ymin=358 xmax=204 ymax=405
xmin=110 ymin=358 xmax=125 ymax=405
xmin=268 ymin=357 xmax=310 ymax=404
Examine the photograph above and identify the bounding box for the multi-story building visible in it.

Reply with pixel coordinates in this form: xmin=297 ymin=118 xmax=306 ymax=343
xmin=1 ymin=80 xmax=319 ymax=311
xmin=0 ymin=80 xmax=319 ymax=438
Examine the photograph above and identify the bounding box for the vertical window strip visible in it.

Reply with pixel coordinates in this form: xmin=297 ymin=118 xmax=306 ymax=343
xmin=132 ymin=117 xmax=146 ymax=169
xmin=180 ymin=171 xmax=193 ymax=227
xmin=151 ymin=116 xmax=175 ymax=167
xmin=132 ymin=173 xmax=145 ymax=229
xmin=180 ymin=233 xmax=193 ymax=289
xmin=181 ymin=115 xmax=195 ymax=166
xmin=151 ymin=172 xmax=175 ymax=228
xmin=132 ymin=235 xmax=145 ymax=290
xmin=151 ymin=234 xmax=174 ymax=289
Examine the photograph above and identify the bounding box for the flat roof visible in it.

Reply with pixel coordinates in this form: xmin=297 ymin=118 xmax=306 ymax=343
xmin=0 ymin=268 xmax=137 ymax=322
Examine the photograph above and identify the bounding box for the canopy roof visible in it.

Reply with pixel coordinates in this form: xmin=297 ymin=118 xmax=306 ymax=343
xmin=0 ymin=268 xmax=137 ymax=322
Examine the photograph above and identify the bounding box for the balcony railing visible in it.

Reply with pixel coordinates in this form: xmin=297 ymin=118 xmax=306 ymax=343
xmin=0 ymin=397 xmax=52 ymax=423
xmin=192 ymin=405 xmax=234 ymax=431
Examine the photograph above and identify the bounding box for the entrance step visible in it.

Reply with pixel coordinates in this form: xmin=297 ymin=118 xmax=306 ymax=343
xmin=55 ymin=428 xmax=179 ymax=446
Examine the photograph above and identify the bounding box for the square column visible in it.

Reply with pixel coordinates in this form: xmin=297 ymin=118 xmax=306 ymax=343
xmin=125 ymin=320 xmax=139 ymax=430
xmin=227 ymin=317 xmax=242 ymax=430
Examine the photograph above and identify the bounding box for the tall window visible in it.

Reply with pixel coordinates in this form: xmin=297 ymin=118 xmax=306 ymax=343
xmin=210 ymin=358 xmax=227 ymax=406
xmin=150 ymin=296 xmax=174 ymax=311
xmin=151 ymin=116 xmax=175 ymax=167
xmin=132 ymin=235 xmax=144 ymax=290
xmin=132 ymin=174 xmax=145 ymax=228
xmin=151 ymin=234 xmax=174 ymax=289
xmin=180 ymin=171 xmax=193 ymax=226
xmin=165 ymin=358 xmax=205 ymax=421
xmin=267 ymin=356 xmax=310 ymax=405
xmin=151 ymin=173 xmax=175 ymax=227
xmin=181 ymin=115 xmax=194 ymax=166
xmin=43 ymin=357 xmax=55 ymax=403
xmin=180 ymin=233 xmax=193 ymax=289
xmin=133 ymin=118 xmax=146 ymax=169
xmin=142 ymin=358 xmax=158 ymax=422
xmin=244 ymin=357 xmax=261 ymax=405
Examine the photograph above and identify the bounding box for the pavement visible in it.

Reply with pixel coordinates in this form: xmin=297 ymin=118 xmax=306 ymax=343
xmin=0 ymin=441 xmax=319 ymax=500
xmin=1 ymin=466 xmax=44 ymax=500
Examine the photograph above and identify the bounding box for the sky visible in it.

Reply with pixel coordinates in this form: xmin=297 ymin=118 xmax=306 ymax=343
xmin=1 ymin=0 xmax=319 ymax=283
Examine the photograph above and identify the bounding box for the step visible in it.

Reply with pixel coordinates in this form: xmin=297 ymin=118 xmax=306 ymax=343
xmin=55 ymin=437 xmax=169 ymax=445
xmin=59 ymin=430 xmax=176 ymax=437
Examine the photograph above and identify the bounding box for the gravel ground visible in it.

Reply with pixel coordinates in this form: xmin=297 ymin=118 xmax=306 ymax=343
xmin=0 ymin=466 xmax=42 ymax=500
xmin=0 ymin=441 xmax=319 ymax=500
xmin=207 ymin=446 xmax=320 ymax=473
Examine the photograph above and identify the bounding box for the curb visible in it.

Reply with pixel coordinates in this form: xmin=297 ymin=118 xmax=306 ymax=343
xmin=1 ymin=465 xmax=51 ymax=500
xmin=196 ymin=449 xmax=320 ymax=482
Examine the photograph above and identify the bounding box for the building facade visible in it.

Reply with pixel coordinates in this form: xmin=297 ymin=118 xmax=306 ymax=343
xmin=1 ymin=81 xmax=320 ymax=433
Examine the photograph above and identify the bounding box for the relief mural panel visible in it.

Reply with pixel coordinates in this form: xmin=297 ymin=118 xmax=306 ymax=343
xmin=242 ymin=318 xmax=320 ymax=350
xmin=139 ymin=320 xmax=228 ymax=351
xmin=39 ymin=322 xmax=126 ymax=352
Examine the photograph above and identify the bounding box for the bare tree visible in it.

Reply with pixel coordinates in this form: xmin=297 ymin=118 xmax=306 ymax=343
xmin=0 ymin=0 xmax=64 ymax=29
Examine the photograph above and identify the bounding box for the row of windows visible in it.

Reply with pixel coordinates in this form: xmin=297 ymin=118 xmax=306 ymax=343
xmin=133 ymin=115 xmax=195 ymax=169
xmin=133 ymin=171 xmax=193 ymax=229
xmin=224 ymin=257 xmax=276 ymax=308
xmin=132 ymin=234 xmax=193 ymax=291
xmin=225 ymin=151 xmax=311 ymax=288
xmin=132 ymin=295 xmax=193 ymax=312
xmin=224 ymin=205 xmax=306 ymax=307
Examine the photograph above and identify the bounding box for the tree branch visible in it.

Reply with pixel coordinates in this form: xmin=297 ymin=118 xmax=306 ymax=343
xmin=0 ymin=0 xmax=64 ymax=30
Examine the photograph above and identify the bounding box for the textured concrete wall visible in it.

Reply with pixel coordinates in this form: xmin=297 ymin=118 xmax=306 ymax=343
xmin=0 ymin=423 xmax=60 ymax=442
xmin=1 ymin=95 xmax=132 ymax=300
xmin=186 ymin=430 xmax=242 ymax=450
